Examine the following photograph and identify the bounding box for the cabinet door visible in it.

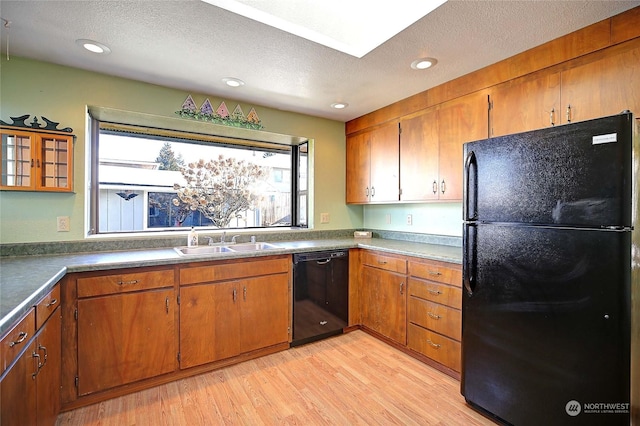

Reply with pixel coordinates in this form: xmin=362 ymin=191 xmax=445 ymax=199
xmin=400 ymin=109 xmax=439 ymax=201
xmin=77 ymin=289 xmax=176 ymax=395
xmin=361 ymin=266 xmax=407 ymax=345
xmin=561 ymin=44 xmax=640 ymax=124
xmin=369 ymin=121 xmax=399 ymax=202
xmin=179 ymin=284 xmax=217 ymax=369
xmin=345 ymin=132 xmax=370 ymax=203
xmin=36 ymin=134 xmax=73 ymax=192
xmin=438 ymin=91 xmax=489 ymax=201
xmin=1 ymin=130 xmax=34 ymax=190
xmin=0 ymin=341 xmax=37 ymax=426
xmin=490 ymin=71 xmax=561 ymax=137
xmin=240 ymin=274 xmax=289 ymax=353
xmin=35 ymin=308 xmax=61 ymax=426
xmin=212 ymin=281 xmax=242 ymax=361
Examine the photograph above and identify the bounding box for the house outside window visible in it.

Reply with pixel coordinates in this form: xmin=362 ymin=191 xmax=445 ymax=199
xmin=89 ymin=116 xmax=308 ymax=234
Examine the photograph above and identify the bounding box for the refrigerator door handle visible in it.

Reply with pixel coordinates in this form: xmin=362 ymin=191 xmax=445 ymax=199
xmin=464 ymin=150 xmax=478 ymax=221
xmin=463 ymin=223 xmax=477 ymax=296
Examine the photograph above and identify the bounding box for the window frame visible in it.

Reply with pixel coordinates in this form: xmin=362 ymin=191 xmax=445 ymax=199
xmin=87 ymin=109 xmax=310 ymax=236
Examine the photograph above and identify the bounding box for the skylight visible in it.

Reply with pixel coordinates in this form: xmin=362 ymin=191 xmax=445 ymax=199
xmin=202 ymin=0 xmax=447 ymax=58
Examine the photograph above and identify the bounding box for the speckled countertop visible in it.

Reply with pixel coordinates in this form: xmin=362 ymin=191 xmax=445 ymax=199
xmin=0 ymin=236 xmax=462 ymax=336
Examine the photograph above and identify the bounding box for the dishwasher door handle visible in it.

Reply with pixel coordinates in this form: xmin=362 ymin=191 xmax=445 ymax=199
xmin=316 ymin=259 xmax=331 ymax=265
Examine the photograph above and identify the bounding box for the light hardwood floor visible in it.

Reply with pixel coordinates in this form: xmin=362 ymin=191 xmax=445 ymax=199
xmin=56 ymin=330 xmax=497 ymax=425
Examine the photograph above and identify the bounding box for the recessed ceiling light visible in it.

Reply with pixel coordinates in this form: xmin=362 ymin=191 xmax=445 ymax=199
xmin=222 ymin=77 xmax=245 ymax=87
xmin=411 ymin=57 xmax=438 ymax=70
xmin=330 ymin=102 xmax=348 ymax=109
xmin=76 ymin=39 xmax=111 ymax=55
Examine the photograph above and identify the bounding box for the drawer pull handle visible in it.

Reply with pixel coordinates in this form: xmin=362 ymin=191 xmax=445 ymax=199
xmin=428 ymin=270 xmax=442 ymax=276
xmin=377 ymin=260 xmax=387 ymax=265
xmin=427 ymin=312 xmax=441 ymax=320
xmin=9 ymin=331 xmax=28 ymax=347
xmin=45 ymin=298 xmax=58 ymax=307
xmin=427 ymin=339 xmax=441 ymax=349
xmin=38 ymin=344 xmax=48 ymax=370
xmin=117 ymin=279 xmax=139 ymax=285
xmin=427 ymin=289 xmax=442 ymax=295
xmin=31 ymin=352 xmax=41 ymax=379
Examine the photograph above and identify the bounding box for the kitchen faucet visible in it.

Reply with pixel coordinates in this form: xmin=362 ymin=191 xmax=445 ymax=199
xmin=231 ymin=235 xmax=241 ymax=243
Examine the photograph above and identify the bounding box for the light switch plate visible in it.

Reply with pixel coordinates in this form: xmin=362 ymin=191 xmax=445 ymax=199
xmin=320 ymin=213 xmax=330 ymax=224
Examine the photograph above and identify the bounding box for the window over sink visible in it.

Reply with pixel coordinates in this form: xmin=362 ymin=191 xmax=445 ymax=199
xmin=87 ymin=108 xmax=309 ymax=235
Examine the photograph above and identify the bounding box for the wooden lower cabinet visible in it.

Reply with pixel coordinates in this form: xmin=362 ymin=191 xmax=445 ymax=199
xmin=358 ymin=250 xmax=463 ymax=375
xmin=1 ymin=291 xmax=61 ymax=426
xmin=360 ymin=251 xmax=407 ymax=345
xmin=407 ymin=258 xmax=463 ymax=373
xmin=76 ymin=288 xmax=176 ymax=395
xmin=179 ymin=275 xmax=289 ymax=369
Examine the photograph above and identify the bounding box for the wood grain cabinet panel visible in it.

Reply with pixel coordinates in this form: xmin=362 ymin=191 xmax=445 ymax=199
xmin=400 ymin=108 xmax=439 ymax=201
xmin=360 ymin=253 xmax=407 ymax=346
xmin=1 ymin=295 xmax=61 ymax=426
xmin=346 ymin=121 xmax=399 ymax=204
xmin=437 ymin=90 xmax=489 ymax=201
xmin=489 ymin=71 xmax=561 ymax=137
xmin=0 ymin=127 xmax=74 ymax=192
xmin=561 ymin=44 xmax=640 ymax=124
xmin=179 ymin=257 xmax=290 ymax=369
xmin=407 ymin=257 xmax=462 ymax=373
xmin=77 ymin=289 xmax=176 ymax=395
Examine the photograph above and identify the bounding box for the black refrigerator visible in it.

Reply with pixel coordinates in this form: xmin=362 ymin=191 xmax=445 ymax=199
xmin=461 ymin=112 xmax=634 ymax=425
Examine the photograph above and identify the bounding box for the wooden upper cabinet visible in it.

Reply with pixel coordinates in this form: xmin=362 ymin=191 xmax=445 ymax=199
xmin=437 ymin=90 xmax=489 ymax=201
xmin=369 ymin=121 xmax=400 ymax=203
xmin=345 ymin=132 xmax=370 ymax=203
xmin=400 ymin=108 xmax=439 ymax=201
xmin=489 ymin=71 xmax=561 ymax=137
xmin=561 ymin=43 xmax=640 ymax=124
xmin=346 ymin=121 xmax=399 ymax=204
xmin=0 ymin=127 xmax=74 ymax=192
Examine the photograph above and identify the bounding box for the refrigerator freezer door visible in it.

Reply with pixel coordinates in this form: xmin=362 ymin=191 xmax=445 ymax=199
xmin=463 ymin=113 xmax=632 ymax=227
xmin=461 ymin=224 xmax=631 ymax=426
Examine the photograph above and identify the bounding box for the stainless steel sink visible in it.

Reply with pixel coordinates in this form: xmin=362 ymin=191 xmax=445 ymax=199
xmin=229 ymin=242 xmax=279 ymax=251
xmin=174 ymin=245 xmax=235 ymax=256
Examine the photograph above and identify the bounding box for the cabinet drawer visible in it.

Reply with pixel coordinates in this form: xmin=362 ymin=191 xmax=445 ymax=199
xmin=409 ymin=278 xmax=461 ymax=310
xmin=408 ymin=258 xmax=461 ymax=287
xmin=35 ymin=284 xmax=60 ymax=329
xmin=1 ymin=308 xmax=35 ymax=374
xmin=409 ymin=297 xmax=461 ymax=340
xmin=180 ymin=257 xmax=289 ymax=285
xmin=361 ymin=251 xmax=407 ymax=274
xmin=77 ymin=269 xmax=174 ymax=298
xmin=408 ymin=323 xmax=461 ymax=372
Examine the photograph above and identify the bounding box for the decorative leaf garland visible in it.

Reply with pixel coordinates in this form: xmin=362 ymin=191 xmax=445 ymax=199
xmin=176 ymin=95 xmax=263 ymax=130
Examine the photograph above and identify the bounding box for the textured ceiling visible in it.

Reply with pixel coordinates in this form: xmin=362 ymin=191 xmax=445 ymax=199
xmin=0 ymin=0 xmax=638 ymax=122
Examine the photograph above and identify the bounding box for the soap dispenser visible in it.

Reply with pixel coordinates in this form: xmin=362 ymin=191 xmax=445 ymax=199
xmin=188 ymin=227 xmax=198 ymax=247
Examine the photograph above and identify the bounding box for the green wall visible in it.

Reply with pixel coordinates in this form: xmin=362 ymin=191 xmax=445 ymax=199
xmin=0 ymin=56 xmax=363 ymax=243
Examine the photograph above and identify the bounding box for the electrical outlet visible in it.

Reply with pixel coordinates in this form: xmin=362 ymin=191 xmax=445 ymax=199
xmin=57 ymin=216 xmax=70 ymax=232
xmin=320 ymin=213 xmax=330 ymax=224
xmin=406 ymin=214 xmax=413 ymax=225
xmin=386 ymin=214 xmax=391 ymax=224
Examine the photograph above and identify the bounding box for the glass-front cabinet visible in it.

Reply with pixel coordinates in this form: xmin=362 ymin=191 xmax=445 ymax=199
xmin=1 ymin=127 xmax=74 ymax=192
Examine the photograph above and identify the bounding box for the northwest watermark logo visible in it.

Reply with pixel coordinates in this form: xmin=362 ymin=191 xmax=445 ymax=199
xmin=565 ymin=400 xmax=581 ymax=417
xmin=565 ymin=400 xmax=630 ymax=416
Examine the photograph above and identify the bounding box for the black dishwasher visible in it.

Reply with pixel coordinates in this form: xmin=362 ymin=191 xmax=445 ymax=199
xmin=292 ymin=250 xmax=349 ymax=346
